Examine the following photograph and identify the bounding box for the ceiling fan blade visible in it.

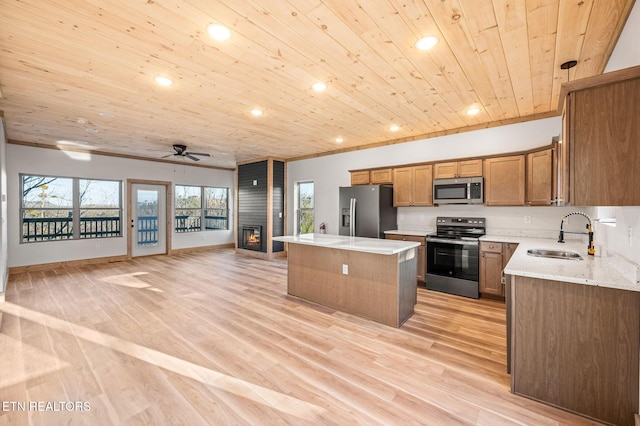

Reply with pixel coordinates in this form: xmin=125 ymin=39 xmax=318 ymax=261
xmin=187 ymin=152 xmax=210 ymax=157
xmin=185 ymin=154 xmax=201 ymax=161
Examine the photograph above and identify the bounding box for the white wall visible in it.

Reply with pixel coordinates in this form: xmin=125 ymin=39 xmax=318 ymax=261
xmin=0 ymin=117 xmax=8 ymax=293
xmin=6 ymin=144 xmax=235 ymax=267
xmin=287 ymin=117 xmax=563 ymax=234
xmin=286 ymin=1 xmax=640 ymax=265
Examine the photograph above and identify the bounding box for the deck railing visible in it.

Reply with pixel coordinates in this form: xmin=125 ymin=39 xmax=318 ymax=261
xmin=22 ymin=215 xmax=228 ymax=242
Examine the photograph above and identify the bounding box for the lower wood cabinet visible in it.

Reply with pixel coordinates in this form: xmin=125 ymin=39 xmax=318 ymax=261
xmin=480 ymin=241 xmax=518 ymax=298
xmin=511 ymin=276 xmax=640 ymax=426
xmin=385 ymin=233 xmax=426 ymax=283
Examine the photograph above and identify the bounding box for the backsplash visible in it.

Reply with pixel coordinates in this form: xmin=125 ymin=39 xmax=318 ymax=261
xmin=397 ymin=204 xmax=640 ymax=275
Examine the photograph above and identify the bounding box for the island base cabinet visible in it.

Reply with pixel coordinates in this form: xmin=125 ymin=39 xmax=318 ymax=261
xmin=511 ymin=276 xmax=640 ymax=426
xmin=286 ymin=243 xmax=417 ymax=327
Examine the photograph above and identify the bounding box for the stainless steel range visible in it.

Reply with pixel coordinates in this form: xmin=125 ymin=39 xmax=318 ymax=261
xmin=425 ymin=217 xmax=486 ymax=299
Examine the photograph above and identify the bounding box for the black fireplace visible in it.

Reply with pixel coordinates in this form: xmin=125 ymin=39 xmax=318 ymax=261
xmin=241 ymin=225 xmax=262 ymax=251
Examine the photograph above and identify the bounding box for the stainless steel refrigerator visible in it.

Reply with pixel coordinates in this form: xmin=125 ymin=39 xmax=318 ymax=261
xmin=339 ymin=185 xmax=397 ymax=238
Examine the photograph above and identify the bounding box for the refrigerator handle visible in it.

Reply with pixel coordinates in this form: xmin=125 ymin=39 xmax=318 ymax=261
xmin=350 ymin=198 xmax=356 ymax=237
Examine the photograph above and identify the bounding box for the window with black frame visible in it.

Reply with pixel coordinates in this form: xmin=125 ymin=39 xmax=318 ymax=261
xmin=174 ymin=185 xmax=229 ymax=232
xmin=21 ymin=175 xmax=122 ymax=243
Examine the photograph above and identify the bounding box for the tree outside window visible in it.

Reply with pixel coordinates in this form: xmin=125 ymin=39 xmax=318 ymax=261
xmin=297 ymin=181 xmax=314 ymax=234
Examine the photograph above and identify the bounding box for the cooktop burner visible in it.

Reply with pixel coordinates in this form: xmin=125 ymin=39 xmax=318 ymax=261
xmin=431 ymin=216 xmax=486 ymax=240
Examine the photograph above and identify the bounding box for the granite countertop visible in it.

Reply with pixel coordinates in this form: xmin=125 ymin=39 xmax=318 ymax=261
xmin=481 ymin=235 xmax=640 ymax=292
xmin=273 ymin=233 xmax=420 ymax=255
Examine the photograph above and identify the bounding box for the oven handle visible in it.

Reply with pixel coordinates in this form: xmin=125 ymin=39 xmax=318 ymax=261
xmin=426 ymin=237 xmax=479 ymax=246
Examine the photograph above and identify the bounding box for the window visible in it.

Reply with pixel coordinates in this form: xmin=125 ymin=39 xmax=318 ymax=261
xmin=175 ymin=185 xmax=229 ymax=232
xmin=296 ymin=181 xmax=314 ymax=234
xmin=21 ymin=175 xmax=122 ymax=242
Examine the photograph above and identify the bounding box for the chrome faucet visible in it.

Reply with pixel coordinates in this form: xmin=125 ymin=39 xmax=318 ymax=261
xmin=558 ymin=211 xmax=595 ymax=256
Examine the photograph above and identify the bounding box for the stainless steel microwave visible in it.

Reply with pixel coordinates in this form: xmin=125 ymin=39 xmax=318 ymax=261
xmin=433 ymin=177 xmax=483 ymax=205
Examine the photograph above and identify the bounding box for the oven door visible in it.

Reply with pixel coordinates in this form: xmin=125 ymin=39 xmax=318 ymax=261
xmin=426 ymin=237 xmax=479 ymax=281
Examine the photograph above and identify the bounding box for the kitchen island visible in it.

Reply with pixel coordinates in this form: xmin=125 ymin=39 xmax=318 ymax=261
xmin=273 ymin=233 xmax=419 ymax=327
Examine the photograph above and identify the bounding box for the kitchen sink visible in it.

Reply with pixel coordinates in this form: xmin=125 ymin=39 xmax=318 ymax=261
xmin=526 ymin=249 xmax=583 ymax=260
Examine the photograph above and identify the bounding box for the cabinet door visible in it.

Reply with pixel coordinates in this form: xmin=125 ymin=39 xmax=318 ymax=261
xmin=350 ymin=170 xmax=370 ymax=185
xmin=526 ymin=148 xmax=552 ymax=205
xmin=568 ymin=77 xmax=640 ymax=205
xmin=370 ymin=168 xmax=393 ymax=184
xmin=417 ymin=245 xmax=425 ymax=282
xmin=385 ymin=234 xmax=426 ymax=282
xmin=457 ymin=159 xmax=483 ymax=177
xmin=433 ymin=162 xmax=458 ymax=179
xmin=393 ymin=167 xmax=414 ymax=207
xmin=480 ymin=251 xmax=504 ymax=296
xmin=412 ymin=165 xmax=433 ymax=206
xmin=484 ymin=155 xmax=525 ymax=206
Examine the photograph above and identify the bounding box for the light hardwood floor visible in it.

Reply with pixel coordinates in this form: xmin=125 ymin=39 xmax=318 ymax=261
xmin=0 ymin=249 xmax=601 ymax=425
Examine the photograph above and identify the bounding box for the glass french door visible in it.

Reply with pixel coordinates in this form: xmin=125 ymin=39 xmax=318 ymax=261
xmin=131 ymin=184 xmax=166 ymax=257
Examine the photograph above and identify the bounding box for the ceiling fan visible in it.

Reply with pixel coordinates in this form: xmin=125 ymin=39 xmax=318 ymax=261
xmin=163 ymin=144 xmax=210 ymax=161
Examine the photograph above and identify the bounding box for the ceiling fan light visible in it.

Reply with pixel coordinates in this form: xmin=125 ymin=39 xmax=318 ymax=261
xmin=207 ymin=24 xmax=231 ymax=41
xmin=415 ymin=36 xmax=438 ymax=51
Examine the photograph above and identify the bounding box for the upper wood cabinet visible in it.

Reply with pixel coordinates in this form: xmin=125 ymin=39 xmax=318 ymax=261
xmin=434 ymin=159 xmax=483 ymax=179
xmin=393 ymin=165 xmax=433 ymax=207
xmin=370 ymin=168 xmax=393 ymax=184
xmin=350 ymin=170 xmax=370 ymax=186
xmin=484 ymin=155 xmax=525 ymax=206
xmin=526 ymin=148 xmax=553 ymax=205
xmin=561 ymin=65 xmax=640 ymax=206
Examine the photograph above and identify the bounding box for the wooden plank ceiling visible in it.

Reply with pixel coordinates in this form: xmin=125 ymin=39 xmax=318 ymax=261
xmin=0 ymin=0 xmax=634 ymax=169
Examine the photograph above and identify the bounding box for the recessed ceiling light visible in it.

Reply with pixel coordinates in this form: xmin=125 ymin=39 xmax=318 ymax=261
xmin=76 ymin=118 xmax=88 ymax=124
xmin=312 ymin=82 xmax=327 ymax=92
xmin=207 ymin=24 xmax=231 ymax=41
xmin=389 ymin=125 xmax=400 ymax=132
xmin=251 ymin=109 xmax=263 ymax=116
xmin=98 ymin=112 xmax=115 ymax=119
xmin=85 ymin=128 xmax=99 ymax=134
xmin=467 ymin=106 xmax=481 ymax=115
xmin=336 ymin=137 xmax=344 ymax=143
xmin=154 ymin=76 xmax=173 ymax=87
xmin=415 ymin=36 xmax=439 ymax=51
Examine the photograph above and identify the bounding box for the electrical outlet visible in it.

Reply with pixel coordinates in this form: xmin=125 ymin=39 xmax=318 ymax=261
xmin=342 ymin=264 xmax=349 ymax=275
xmin=524 ymin=215 xmax=531 ymax=224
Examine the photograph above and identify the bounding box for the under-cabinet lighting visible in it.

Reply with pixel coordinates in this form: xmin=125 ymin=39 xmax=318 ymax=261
xmin=336 ymin=137 xmax=344 ymax=143
xmin=251 ymin=109 xmax=263 ymax=116
xmin=390 ymin=125 xmax=400 ymax=132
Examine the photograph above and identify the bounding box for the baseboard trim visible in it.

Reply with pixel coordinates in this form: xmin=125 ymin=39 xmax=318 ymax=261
xmin=171 ymin=243 xmax=235 ymax=255
xmin=9 ymin=255 xmax=129 ymax=275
